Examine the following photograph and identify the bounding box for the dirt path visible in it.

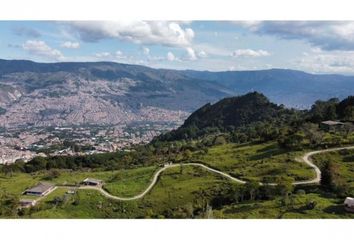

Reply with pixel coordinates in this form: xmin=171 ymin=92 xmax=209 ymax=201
xmin=54 ymin=145 xmax=354 ymax=201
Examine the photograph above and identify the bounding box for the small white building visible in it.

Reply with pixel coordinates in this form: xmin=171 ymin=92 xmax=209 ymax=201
xmin=82 ymin=178 xmax=103 ymax=186
xmin=344 ymin=197 xmax=354 ymax=212
xmin=19 ymin=199 xmax=37 ymax=208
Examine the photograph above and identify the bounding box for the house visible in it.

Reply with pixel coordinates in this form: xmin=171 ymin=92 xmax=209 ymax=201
xmin=23 ymin=182 xmax=56 ymax=196
xmin=320 ymin=120 xmax=345 ymax=131
xmin=82 ymin=178 xmax=103 ymax=186
xmin=19 ymin=199 xmax=37 ymax=208
xmin=344 ymin=197 xmax=354 ymax=213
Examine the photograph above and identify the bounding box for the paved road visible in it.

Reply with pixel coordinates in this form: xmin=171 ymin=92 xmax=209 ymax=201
xmin=58 ymin=145 xmax=354 ymax=201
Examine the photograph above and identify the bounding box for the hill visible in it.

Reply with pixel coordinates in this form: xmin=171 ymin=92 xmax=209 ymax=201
xmin=157 ymin=92 xmax=299 ymax=140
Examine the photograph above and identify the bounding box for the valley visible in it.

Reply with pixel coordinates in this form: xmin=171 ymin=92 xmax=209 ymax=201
xmin=1 ymin=60 xmax=354 ymax=219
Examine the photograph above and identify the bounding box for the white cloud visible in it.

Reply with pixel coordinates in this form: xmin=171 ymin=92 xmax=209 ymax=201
xmin=61 ymin=41 xmax=80 ymax=49
xmin=68 ymin=21 xmax=195 ymax=48
xmin=22 ymin=40 xmax=64 ymax=61
xmin=231 ymin=49 xmax=270 ymax=57
xmin=95 ymin=52 xmax=111 ymax=58
xmin=167 ymin=52 xmax=176 ymax=61
xmin=115 ymin=50 xmax=126 ymax=59
xmin=234 ymin=21 xmax=354 ymax=51
xmin=142 ymin=47 xmax=150 ymax=55
xmin=94 ymin=50 xmax=127 ymax=61
xmin=197 ymin=50 xmax=207 ymax=58
xmin=186 ymin=47 xmax=197 ymax=60
xmin=295 ymin=50 xmax=354 ymax=73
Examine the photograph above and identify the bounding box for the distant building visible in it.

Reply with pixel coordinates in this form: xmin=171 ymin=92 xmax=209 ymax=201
xmin=320 ymin=120 xmax=345 ymax=131
xmin=82 ymin=178 xmax=103 ymax=186
xmin=19 ymin=199 xmax=37 ymax=208
xmin=23 ymin=182 xmax=56 ymax=196
xmin=344 ymin=197 xmax=354 ymax=213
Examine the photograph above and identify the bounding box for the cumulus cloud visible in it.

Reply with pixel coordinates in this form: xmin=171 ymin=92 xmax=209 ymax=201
xmin=296 ymin=49 xmax=354 ymax=73
xmin=95 ymin=52 xmax=111 ymax=58
xmin=142 ymin=47 xmax=150 ymax=55
xmin=95 ymin=50 xmax=126 ymax=60
xmin=231 ymin=49 xmax=270 ymax=57
xmin=13 ymin=26 xmax=41 ymax=38
xmin=197 ymin=50 xmax=207 ymax=58
xmin=167 ymin=52 xmax=176 ymax=61
xmin=22 ymin=40 xmax=63 ymax=61
xmin=61 ymin=41 xmax=80 ymax=49
xmin=186 ymin=47 xmax=197 ymax=60
xmin=235 ymin=21 xmax=354 ymax=51
xmin=67 ymin=21 xmax=195 ymax=48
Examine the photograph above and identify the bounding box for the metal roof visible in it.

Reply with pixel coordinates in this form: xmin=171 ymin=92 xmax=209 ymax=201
xmin=25 ymin=182 xmax=54 ymax=193
xmin=321 ymin=120 xmax=344 ymax=126
xmin=83 ymin=178 xmax=103 ymax=184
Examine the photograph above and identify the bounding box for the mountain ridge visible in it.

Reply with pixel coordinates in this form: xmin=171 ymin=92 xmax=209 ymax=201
xmin=1 ymin=59 xmax=354 ymax=128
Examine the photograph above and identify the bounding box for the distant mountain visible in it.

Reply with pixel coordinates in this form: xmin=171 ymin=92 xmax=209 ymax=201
xmin=183 ymin=68 xmax=354 ymax=109
xmin=1 ymin=59 xmax=354 ymax=128
xmin=0 ymin=59 xmax=230 ymax=128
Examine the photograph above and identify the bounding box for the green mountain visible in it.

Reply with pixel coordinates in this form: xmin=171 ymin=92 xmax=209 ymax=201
xmin=158 ymin=92 xmax=298 ymax=141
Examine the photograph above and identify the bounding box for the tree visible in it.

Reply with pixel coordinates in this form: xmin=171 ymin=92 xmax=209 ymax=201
xmin=276 ymin=177 xmax=294 ymax=206
xmin=213 ymin=135 xmax=227 ymax=145
xmin=0 ymin=191 xmax=19 ymax=217
xmin=320 ymin=160 xmax=349 ymax=196
xmin=244 ymin=181 xmax=260 ymax=201
xmin=278 ymin=133 xmax=304 ymax=150
xmin=183 ymin=149 xmax=192 ymax=161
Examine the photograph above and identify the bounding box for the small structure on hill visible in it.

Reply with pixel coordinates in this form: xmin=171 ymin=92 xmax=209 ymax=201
xmin=82 ymin=178 xmax=103 ymax=186
xmin=320 ymin=120 xmax=345 ymax=131
xmin=19 ymin=199 xmax=37 ymax=208
xmin=23 ymin=182 xmax=55 ymax=196
xmin=344 ymin=197 xmax=354 ymax=213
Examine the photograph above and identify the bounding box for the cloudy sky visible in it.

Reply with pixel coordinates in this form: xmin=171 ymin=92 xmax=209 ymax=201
xmin=2 ymin=21 xmax=354 ymax=74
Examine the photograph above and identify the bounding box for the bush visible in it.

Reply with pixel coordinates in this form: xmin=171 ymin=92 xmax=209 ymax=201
xmin=296 ymin=189 xmax=306 ymax=195
xmin=306 ymin=200 xmax=317 ymax=210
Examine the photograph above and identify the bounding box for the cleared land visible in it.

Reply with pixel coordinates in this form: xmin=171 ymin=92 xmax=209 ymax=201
xmin=312 ymin=148 xmax=354 ymax=189
xmin=194 ymin=142 xmax=315 ymax=182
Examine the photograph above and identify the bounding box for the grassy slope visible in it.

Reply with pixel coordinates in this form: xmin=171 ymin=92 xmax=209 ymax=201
xmin=214 ymin=193 xmax=353 ymax=219
xmin=312 ymin=149 xmax=354 ymax=189
xmin=194 ymin=142 xmax=315 ymax=182
xmin=26 ymin=166 xmax=237 ymax=218
xmin=2 ymin=142 xmax=354 ymax=219
xmin=0 ymin=166 xmax=156 ymax=201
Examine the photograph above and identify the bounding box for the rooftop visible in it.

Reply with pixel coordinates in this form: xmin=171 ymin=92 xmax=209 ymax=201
xmin=321 ymin=120 xmax=344 ymax=126
xmin=25 ymin=182 xmax=54 ymax=194
xmin=83 ymin=178 xmax=103 ymax=184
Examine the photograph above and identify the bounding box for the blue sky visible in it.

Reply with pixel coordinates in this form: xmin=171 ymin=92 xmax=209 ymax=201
xmin=1 ymin=21 xmax=354 ymax=74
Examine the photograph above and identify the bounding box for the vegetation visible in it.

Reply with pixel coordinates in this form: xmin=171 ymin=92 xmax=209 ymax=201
xmin=312 ymin=149 xmax=354 ymax=197
xmin=190 ymin=142 xmax=314 ymax=182
xmin=1 ymin=92 xmax=354 ymax=218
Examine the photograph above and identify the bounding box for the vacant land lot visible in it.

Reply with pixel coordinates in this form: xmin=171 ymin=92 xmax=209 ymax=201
xmin=213 ymin=193 xmax=353 ymax=219
xmin=195 ymin=142 xmax=314 ymax=182
xmin=312 ymin=149 xmax=354 ymax=189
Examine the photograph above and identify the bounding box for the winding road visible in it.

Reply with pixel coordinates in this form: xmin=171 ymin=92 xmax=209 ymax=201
xmin=61 ymin=145 xmax=354 ymax=201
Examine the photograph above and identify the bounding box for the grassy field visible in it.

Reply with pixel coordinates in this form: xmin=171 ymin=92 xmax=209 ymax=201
xmin=312 ymin=149 xmax=354 ymax=189
xmin=2 ymin=141 xmax=353 ymax=219
xmin=213 ymin=192 xmax=353 ymax=219
xmin=194 ymin=142 xmax=315 ymax=182
xmin=20 ymin=165 xmax=238 ymax=218
xmin=0 ymin=166 xmax=156 ymax=202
